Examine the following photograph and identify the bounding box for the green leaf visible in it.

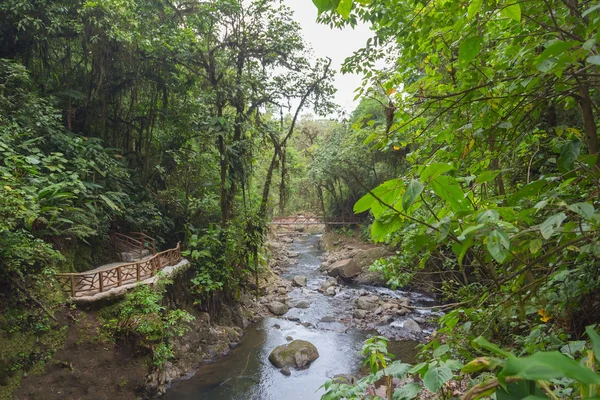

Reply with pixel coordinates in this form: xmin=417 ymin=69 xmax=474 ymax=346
xmin=468 ymin=0 xmax=483 ymax=18
xmin=539 ymin=212 xmax=567 ymax=239
xmin=431 ymin=175 xmax=469 ymax=211
xmin=420 ymin=163 xmax=454 ymax=182
xmin=380 ymin=361 xmax=412 ymax=378
xmin=487 ymin=229 xmax=510 ymax=263
xmin=508 ymin=180 xmax=547 ymax=205
xmin=586 ymin=326 xmax=600 ymax=363
xmin=501 ymin=2 xmax=521 ymax=21
xmin=558 ymin=141 xmax=582 ymax=171
xmin=355 ymin=192 xmax=376 ymax=214
xmin=423 ymin=365 xmax=452 ymax=392
xmin=433 ymin=344 xmax=450 ymax=358
xmin=476 ymin=170 xmax=501 ymax=184
xmin=529 ymin=238 xmax=542 ymax=254
xmin=459 ymin=36 xmax=483 ymax=65
xmin=501 ymin=351 xmax=600 ymax=384
xmin=393 ymin=383 xmax=422 ymax=400
xmin=402 ymin=180 xmax=424 ymax=211
xmin=588 ymin=55 xmax=600 ymax=65
xmin=537 ymin=41 xmax=577 ymax=66
xmin=336 ymin=0 xmax=352 ymax=18
xmin=472 ymin=336 xmax=514 ymax=358
xmin=312 ymin=0 xmax=340 ymax=13
xmin=567 ymin=202 xmax=595 ymax=219
xmin=497 ymin=381 xmax=548 ymax=400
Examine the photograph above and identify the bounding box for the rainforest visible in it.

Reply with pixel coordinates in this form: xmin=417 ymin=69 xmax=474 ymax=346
xmin=1 ymin=0 xmax=600 ymax=399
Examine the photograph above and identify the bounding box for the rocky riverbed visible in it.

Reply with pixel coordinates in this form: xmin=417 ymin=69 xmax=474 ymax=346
xmin=163 ymin=229 xmax=440 ymax=399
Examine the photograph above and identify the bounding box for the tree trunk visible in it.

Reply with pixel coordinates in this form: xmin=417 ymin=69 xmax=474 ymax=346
xmin=578 ymin=85 xmax=600 ymax=162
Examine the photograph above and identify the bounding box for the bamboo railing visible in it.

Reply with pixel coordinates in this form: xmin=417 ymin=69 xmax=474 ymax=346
xmin=56 ymin=242 xmax=181 ymax=298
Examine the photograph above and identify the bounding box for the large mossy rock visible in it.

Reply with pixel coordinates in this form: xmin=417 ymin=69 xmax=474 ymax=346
xmin=267 ymin=301 xmax=289 ymax=315
xmin=268 ymin=340 xmax=319 ymax=369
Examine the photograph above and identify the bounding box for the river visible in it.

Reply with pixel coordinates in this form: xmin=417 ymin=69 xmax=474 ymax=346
xmin=165 ymin=233 xmax=432 ymax=400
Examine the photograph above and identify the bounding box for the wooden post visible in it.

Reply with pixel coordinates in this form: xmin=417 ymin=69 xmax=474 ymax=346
xmin=70 ymin=275 xmax=75 ymax=298
xmin=117 ymin=267 xmax=122 ymax=286
xmin=98 ymin=271 xmax=104 ymax=292
xmin=136 ymin=264 xmax=141 ymax=281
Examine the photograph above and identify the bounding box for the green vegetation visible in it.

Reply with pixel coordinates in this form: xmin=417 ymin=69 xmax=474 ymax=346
xmin=0 ymin=0 xmax=334 ymax=394
xmin=300 ymin=0 xmax=600 ymax=398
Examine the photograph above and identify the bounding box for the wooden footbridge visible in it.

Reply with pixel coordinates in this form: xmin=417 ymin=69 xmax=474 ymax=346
xmin=56 ymin=233 xmax=182 ymax=298
xmin=270 ymin=215 xmax=361 ymax=226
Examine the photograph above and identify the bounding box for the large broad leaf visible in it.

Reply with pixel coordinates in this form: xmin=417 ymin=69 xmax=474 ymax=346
xmin=508 ymin=180 xmax=547 ymax=205
xmin=539 ymin=212 xmax=567 ymax=239
xmin=459 ymin=36 xmax=483 ymax=65
xmin=371 ymin=216 xmax=403 ymax=242
xmin=558 ymin=141 xmax=582 ymax=172
xmin=422 ymin=365 xmax=453 ymax=392
xmin=375 ymin=361 xmax=412 ymax=380
xmin=486 ymin=229 xmax=510 ymax=263
xmin=420 ymin=163 xmax=454 ymax=182
xmin=501 ymin=351 xmax=600 ymax=384
xmin=567 ymin=202 xmax=595 ymax=219
xmin=354 ymin=179 xmax=404 ymax=214
xmin=431 ymin=175 xmax=469 ymax=211
xmin=393 ymin=383 xmax=422 ymax=400
xmin=537 ymin=41 xmax=577 ymax=67
xmin=402 ymin=180 xmax=424 ymax=211
xmin=501 ymin=2 xmax=521 ymax=21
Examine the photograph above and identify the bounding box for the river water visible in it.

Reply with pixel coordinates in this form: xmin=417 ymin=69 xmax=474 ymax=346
xmin=165 ymin=234 xmax=428 ymax=400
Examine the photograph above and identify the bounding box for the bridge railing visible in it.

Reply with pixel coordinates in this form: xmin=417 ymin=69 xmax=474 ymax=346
xmin=112 ymin=232 xmax=156 ymax=256
xmin=270 ymin=215 xmax=361 ymax=225
xmin=56 ymin=242 xmax=181 ymax=298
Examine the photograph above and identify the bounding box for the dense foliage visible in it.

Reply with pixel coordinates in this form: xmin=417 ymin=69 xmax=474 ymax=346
xmin=0 ymin=0 xmax=334 ymax=394
xmin=304 ymin=0 xmax=600 ymax=398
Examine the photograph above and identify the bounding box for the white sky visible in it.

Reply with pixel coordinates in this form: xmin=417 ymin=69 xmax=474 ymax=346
xmin=282 ymin=1 xmax=373 ymax=117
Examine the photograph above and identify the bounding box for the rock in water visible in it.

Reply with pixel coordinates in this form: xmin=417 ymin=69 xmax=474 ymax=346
xmin=280 ymin=367 xmax=291 ymax=376
xmin=327 ymin=259 xmax=352 ymax=277
xmin=269 ymin=340 xmax=320 ymax=369
xmin=403 ymin=318 xmax=422 ymax=333
xmin=353 ymin=309 xmax=367 ymax=319
xmin=292 ymin=275 xmax=307 ymax=287
xmin=355 ymin=295 xmax=380 ymax=310
xmin=267 ymin=301 xmax=289 ymax=315
xmin=295 ymin=300 xmax=311 ymax=309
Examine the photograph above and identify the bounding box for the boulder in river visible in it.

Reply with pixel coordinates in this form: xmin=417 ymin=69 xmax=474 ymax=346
xmin=267 ymin=301 xmax=289 ymax=316
xmin=353 ymin=309 xmax=367 ymax=319
xmin=355 ymin=295 xmax=380 ymax=310
xmin=336 ymin=259 xmax=363 ymax=280
xmin=324 ymin=286 xmax=336 ymax=296
xmin=327 ymin=259 xmax=352 ymax=277
xmin=402 ymin=318 xmax=422 ymax=333
xmin=295 ymin=300 xmax=311 ymax=309
xmin=292 ymin=275 xmax=307 ymax=287
xmin=269 ymin=340 xmax=319 ymax=369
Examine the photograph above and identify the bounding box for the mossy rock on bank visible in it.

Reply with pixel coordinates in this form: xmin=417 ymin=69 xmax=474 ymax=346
xmin=268 ymin=340 xmax=319 ymax=369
